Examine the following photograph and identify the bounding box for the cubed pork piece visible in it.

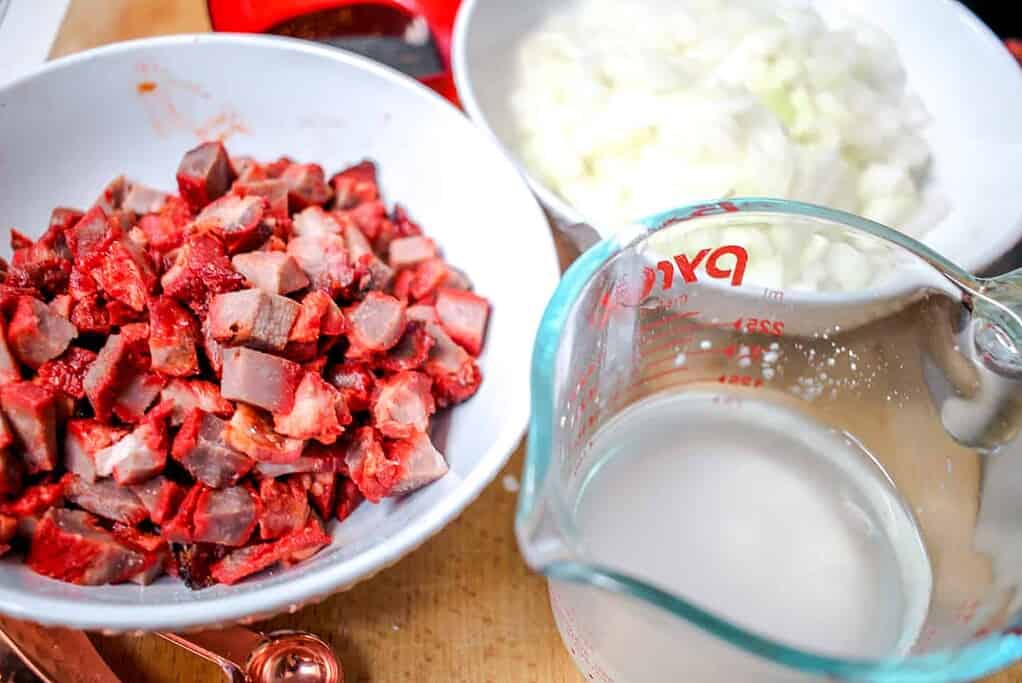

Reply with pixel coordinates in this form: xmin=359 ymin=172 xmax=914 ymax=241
xmin=0 ymin=448 xmax=23 ymax=497
xmin=371 ymin=371 xmax=435 ymax=439
xmin=84 ymin=331 xmax=148 ymax=421
xmin=27 ymin=509 xmax=146 ymax=585
xmin=43 ymin=207 xmax=82 ymax=258
xmin=64 ymin=419 xmax=129 ymax=483
xmin=177 ymin=141 xmax=235 ymax=211
xmin=292 ymin=206 xmax=343 ymax=238
xmin=281 ymin=163 xmax=333 ymax=211
xmin=137 ymin=195 xmax=192 ymax=256
xmin=387 ymin=236 xmax=437 ymax=270
xmin=342 ymin=427 xmax=395 ymax=503
xmin=344 ymin=222 xmax=393 ymax=292
xmin=421 ymin=321 xmax=482 ymax=407
xmin=5 ymin=296 xmax=77 ymax=368
xmin=0 ymin=480 xmax=65 ymax=518
xmin=92 ymin=408 xmax=170 ymax=485
xmin=172 ymin=410 xmax=253 ymax=488
xmin=111 ymin=524 xmax=169 ymax=585
xmin=64 ymin=206 xmax=110 ymax=264
xmin=121 ymin=180 xmax=170 ymax=215
xmin=377 ymin=321 xmax=434 ymax=373
xmin=210 ymin=518 xmax=331 ymax=585
xmin=170 ymin=541 xmax=229 ymax=589
xmin=256 ymin=477 xmax=309 ymax=540
xmin=112 ymin=372 xmax=166 ymax=424
xmin=161 ymin=484 xmax=204 ymax=543
xmin=0 ymin=513 xmax=16 ymax=556
xmin=49 ymin=294 xmax=72 ymax=319
xmin=273 ymin=372 xmax=351 ymax=445
xmin=161 ymin=234 xmax=245 ymax=315
xmin=232 ymin=178 xmax=289 ymax=219
xmin=93 ymin=176 xmax=127 ymax=214
xmin=0 ymin=319 xmax=22 ymax=384
xmin=435 ymin=288 xmax=490 ymax=356
xmin=87 ymin=231 xmax=157 ymax=312
xmin=224 ymin=404 xmax=304 ymax=463
xmin=221 ymin=347 xmax=303 ymax=413
xmin=231 ymin=252 xmax=309 ymax=295
xmin=160 ymin=379 xmax=234 ymax=425
xmin=286 ymin=233 xmax=353 ymax=296
xmin=208 ymin=289 xmax=300 ymax=352
xmin=254 ymin=442 xmax=347 ymax=478
xmin=10 ymin=241 xmax=72 ymax=297
xmin=193 ymin=194 xmax=269 ymax=254
xmin=149 ymin=297 xmax=199 ymax=376
xmin=288 ymin=291 xmax=345 ymax=344
xmin=330 ymin=160 xmax=379 ymax=209
xmin=298 ymin=472 xmax=337 ymax=519
xmin=35 ymin=347 xmax=96 ymax=400
xmin=202 ymin=317 xmax=224 ymax=376
xmin=0 ymin=382 xmax=59 ymax=474
xmin=325 ymin=362 xmax=375 ymax=412
xmin=129 ymin=475 xmax=186 ymax=525
xmin=192 ymin=486 xmax=258 ymax=547
xmin=348 ymin=292 xmax=406 ymax=353
xmin=339 ymin=200 xmax=388 ymax=243
xmin=65 ymin=475 xmax=149 ymax=525
xmin=385 ymin=431 xmax=449 ymax=497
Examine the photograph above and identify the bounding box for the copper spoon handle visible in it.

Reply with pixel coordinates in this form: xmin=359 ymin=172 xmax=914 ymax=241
xmin=157 ymin=627 xmax=342 ymax=683
xmin=0 ymin=616 xmax=121 ymax=683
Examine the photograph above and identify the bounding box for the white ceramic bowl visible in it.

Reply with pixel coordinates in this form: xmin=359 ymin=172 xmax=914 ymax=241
xmin=0 ymin=34 xmax=559 ymax=631
xmin=453 ymin=0 xmax=1022 ymax=271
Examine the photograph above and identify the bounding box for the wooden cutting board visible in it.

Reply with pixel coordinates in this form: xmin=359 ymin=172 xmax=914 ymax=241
xmin=43 ymin=2 xmax=1022 ymax=682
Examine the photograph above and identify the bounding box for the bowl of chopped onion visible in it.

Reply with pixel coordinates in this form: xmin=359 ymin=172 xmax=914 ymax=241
xmin=453 ymin=0 xmax=1022 ymax=281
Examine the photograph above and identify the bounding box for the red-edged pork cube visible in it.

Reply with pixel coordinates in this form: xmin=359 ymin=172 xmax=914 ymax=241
xmin=111 ymin=524 xmax=169 ymax=585
xmin=160 ymin=379 xmax=233 ymax=426
xmin=435 ymin=287 xmax=489 ymax=356
xmin=254 ymin=441 xmax=347 ymax=478
xmin=129 ymin=475 xmax=186 ymax=525
xmin=0 ymin=382 xmax=59 ymax=474
xmin=281 ymin=163 xmax=333 ymax=211
xmin=325 ymin=362 xmax=375 ymax=413
xmin=340 ymin=200 xmax=388 ymax=242
xmin=421 ymin=321 xmax=482 ymax=407
xmin=388 ymin=236 xmax=437 ymax=270
xmin=231 ymin=251 xmax=309 ymax=295
xmin=149 ymin=297 xmax=199 ymax=377
xmin=35 ymin=347 xmax=95 ymax=400
xmin=160 ymin=484 xmax=204 ymax=543
xmin=137 ymin=195 xmax=192 ymax=256
xmin=43 ymin=207 xmax=82 ymax=257
xmin=64 ymin=419 xmax=129 ymax=483
xmin=210 ymin=517 xmax=331 ymax=585
xmin=192 ymin=486 xmax=258 ymax=547
xmin=292 ymin=206 xmax=343 ymax=238
xmin=5 ymin=296 xmax=77 ymax=369
xmin=386 ymin=431 xmax=449 ymax=496
xmin=288 ymin=290 xmax=345 ymax=344
xmin=121 ymin=180 xmax=169 ymax=215
xmin=286 ymin=233 xmax=353 ymax=296
xmin=273 ymin=372 xmax=351 ymax=445
xmin=65 ymin=475 xmax=149 ymax=525
xmin=10 ymin=241 xmax=72 ymax=297
xmin=391 ymin=204 xmax=423 ymax=237
xmin=202 ymin=317 xmax=224 ymax=376
xmin=348 ymin=292 xmax=406 ymax=353
xmin=172 ymin=409 xmax=253 ymax=488
xmin=371 ymin=371 xmax=435 ymax=439
xmin=27 ymin=509 xmax=146 ymax=585
xmin=69 ymin=295 xmax=110 ymax=335
xmin=112 ymin=371 xmax=166 ymax=424
xmin=408 ymin=258 xmax=454 ymax=301
xmin=209 ymin=289 xmax=300 ymax=352
xmin=93 ymin=175 xmax=127 ymax=213
xmin=301 ymin=472 xmax=337 ymax=519
xmin=0 ymin=480 xmax=65 ymax=517
xmin=193 ymin=194 xmax=269 ymax=254
xmin=224 ymin=404 xmax=304 ymax=463
xmin=0 ymin=319 xmax=22 ymax=384
xmin=343 ymin=427 xmax=398 ymax=503
xmin=88 ymin=234 xmax=157 ymax=312
xmin=221 ymin=347 xmax=303 ymax=413
xmin=49 ymin=294 xmax=72 ymax=319
xmin=0 ymin=448 xmax=23 ymax=497
xmin=161 ymin=233 xmax=246 ymax=315
xmin=233 ymin=178 xmax=289 ymax=219
xmin=344 ymin=222 xmax=393 ymax=292
xmin=330 ymin=160 xmax=379 ymax=209
xmin=176 ymin=141 xmax=235 ymax=211
xmin=90 ymin=417 xmax=168 ymax=486
xmin=84 ymin=332 xmax=141 ymax=420
xmin=377 ymin=321 xmax=434 ymax=373
xmin=256 ymin=477 xmax=309 ymax=540
xmin=64 ymin=206 xmax=111 ymax=264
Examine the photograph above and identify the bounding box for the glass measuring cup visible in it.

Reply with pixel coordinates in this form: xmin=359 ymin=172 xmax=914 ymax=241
xmin=519 ymin=198 xmax=1022 ymax=683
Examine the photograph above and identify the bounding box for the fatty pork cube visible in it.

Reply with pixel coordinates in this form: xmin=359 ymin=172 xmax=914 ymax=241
xmin=172 ymin=409 xmax=254 ymax=488
xmin=111 ymin=371 xmax=166 ymax=424
xmin=387 ymin=236 xmax=437 ymax=271
xmin=371 ymin=371 xmax=435 ymax=439
xmin=273 ymin=372 xmax=351 ymax=445
xmin=192 ymin=194 xmax=269 ymax=254
xmin=91 ymin=407 xmax=170 ymax=485
xmin=160 ymin=378 xmax=234 ymax=426
xmin=330 ymin=160 xmax=379 ymax=210
xmin=341 ymin=427 xmax=393 ymax=503
xmin=224 ymin=404 xmax=305 ymax=463
xmin=0 ymin=319 xmax=21 ymax=384
xmin=288 ymin=291 xmax=346 ymax=344
xmin=64 ymin=476 xmax=149 ymax=525
xmin=149 ymin=296 xmax=199 ymax=377
xmin=121 ymin=180 xmax=169 ymax=215
xmin=5 ymin=296 xmax=77 ymax=368
xmin=256 ymin=477 xmax=309 ymax=540
xmin=177 ymin=141 xmax=235 ymax=211
xmin=281 ymin=163 xmax=333 ymax=211
xmin=232 ymin=178 xmax=289 ymax=219
xmin=417 ymin=314 xmax=482 ymax=407
xmin=231 ymin=251 xmax=309 ymax=295
xmin=210 ymin=517 xmax=331 ymax=585
xmin=292 ymin=206 xmax=343 ymax=238
xmin=64 ymin=420 xmax=129 ymax=483
xmin=27 ymin=509 xmax=146 ymax=585
xmin=345 ymin=427 xmax=447 ymax=502
xmin=111 ymin=524 xmax=169 ymax=585
xmin=83 ymin=326 xmax=149 ymax=421
xmin=221 ymin=347 xmax=303 ymax=413
xmin=286 ymin=232 xmax=353 ymax=296
xmin=386 ymin=431 xmax=449 ymax=497
xmin=129 ymin=475 xmax=186 ymax=525
xmin=208 ymin=289 xmax=301 ymax=352
xmin=326 ymin=361 xmax=375 ymax=412
xmin=0 ymin=382 xmax=59 ymax=474
xmin=192 ymin=486 xmax=258 ymax=547
xmin=435 ymin=288 xmax=490 ymax=356
xmin=344 ymin=222 xmax=393 ymax=291
xmin=348 ymin=292 xmax=406 ymax=353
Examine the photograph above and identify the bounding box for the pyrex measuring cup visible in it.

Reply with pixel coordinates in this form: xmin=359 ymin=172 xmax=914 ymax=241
xmin=519 ymin=198 xmax=1022 ymax=683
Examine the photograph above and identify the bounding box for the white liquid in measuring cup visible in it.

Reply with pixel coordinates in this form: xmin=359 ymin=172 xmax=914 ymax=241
xmin=552 ymin=389 xmax=933 ymax=682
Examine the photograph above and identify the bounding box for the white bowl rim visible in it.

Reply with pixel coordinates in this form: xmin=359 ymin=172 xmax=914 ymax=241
xmin=451 ymin=0 xmax=1022 ymax=274
xmin=0 ymin=32 xmax=557 ymax=631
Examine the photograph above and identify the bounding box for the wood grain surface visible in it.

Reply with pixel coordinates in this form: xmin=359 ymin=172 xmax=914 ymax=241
xmin=40 ymin=1 xmax=1022 ymax=681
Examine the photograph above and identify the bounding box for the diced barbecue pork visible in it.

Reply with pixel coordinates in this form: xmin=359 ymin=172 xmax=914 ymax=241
xmin=231 ymin=252 xmax=309 ymax=295
xmin=292 ymin=206 xmax=343 ymax=238
xmin=254 ymin=442 xmax=347 ymax=478
xmin=378 ymin=321 xmax=434 ymax=372
xmin=221 ymin=347 xmax=303 ymax=413
xmin=386 ymin=431 xmax=449 ymax=496
xmin=193 ymin=194 xmax=269 ymax=254
xmin=232 ymin=178 xmax=289 ymax=219
xmin=256 ymin=477 xmax=309 ymax=540
xmin=281 ymin=163 xmax=333 ymax=211
xmin=121 ymin=180 xmax=170 ymax=215
xmin=129 ymin=475 xmax=186 ymax=525
xmin=209 ymin=289 xmax=300 ymax=352
xmin=84 ymin=330 xmax=148 ymax=421
xmin=91 ymin=407 xmax=169 ymax=485
xmin=210 ymin=517 xmax=331 ymax=585
xmin=286 ymin=233 xmax=353 ymax=296
xmin=111 ymin=524 xmax=169 ymax=585
xmin=348 ymin=292 xmax=406 ymax=353
xmin=301 ymin=472 xmax=338 ymax=519
xmin=0 ymin=480 xmax=65 ymax=517
xmin=344 ymin=222 xmax=393 ymax=292
xmin=342 ymin=427 xmax=395 ymax=503
xmin=371 ymin=371 xmax=435 ymax=439
xmin=160 ymin=379 xmax=233 ymax=425
xmin=161 ymin=233 xmax=245 ymax=315
xmin=420 ymin=319 xmax=482 ymax=407
xmin=0 ymin=319 xmax=22 ymax=384
xmin=5 ymin=296 xmax=76 ymax=368
xmin=273 ymin=372 xmax=351 ymax=444
xmin=65 ymin=475 xmax=149 ymax=525
xmin=64 ymin=419 xmax=129 ymax=483
xmin=192 ymin=486 xmax=258 ymax=547
xmin=330 ymin=160 xmax=379 ymax=210
xmin=35 ymin=347 xmax=96 ymax=400
xmin=435 ymin=287 xmax=490 ymax=356
xmin=325 ymin=362 xmax=375 ymax=413
xmin=111 ymin=371 xmax=166 ymax=424
xmin=0 ymin=382 xmax=59 ymax=474
xmin=27 ymin=509 xmax=145 ymax=585
xmin=172 ymin=409 xmax=253 ymax=488
xmin=288 ymin=290 xmax=345 ymax=346
xmin=388 ymin=236 xmax=437 ymax=270
xmin=149 ymin=296 xmax=199 ymax=376
xmin=176 ymin=141 xmax=235 ymax=211
xmin=224 ymin=404 xmax=304 ymax=463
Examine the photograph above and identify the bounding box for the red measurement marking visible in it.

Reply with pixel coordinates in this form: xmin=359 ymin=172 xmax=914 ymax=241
xmin=642 ymin=335 xmax=693 ymax=357
xmin=718 ymin=374 xmax=764 ymax=388
xmin=732 ymin=317 xmax=785 ymax=336
xmin=638 ymin=309 xmax=701 ymax=334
